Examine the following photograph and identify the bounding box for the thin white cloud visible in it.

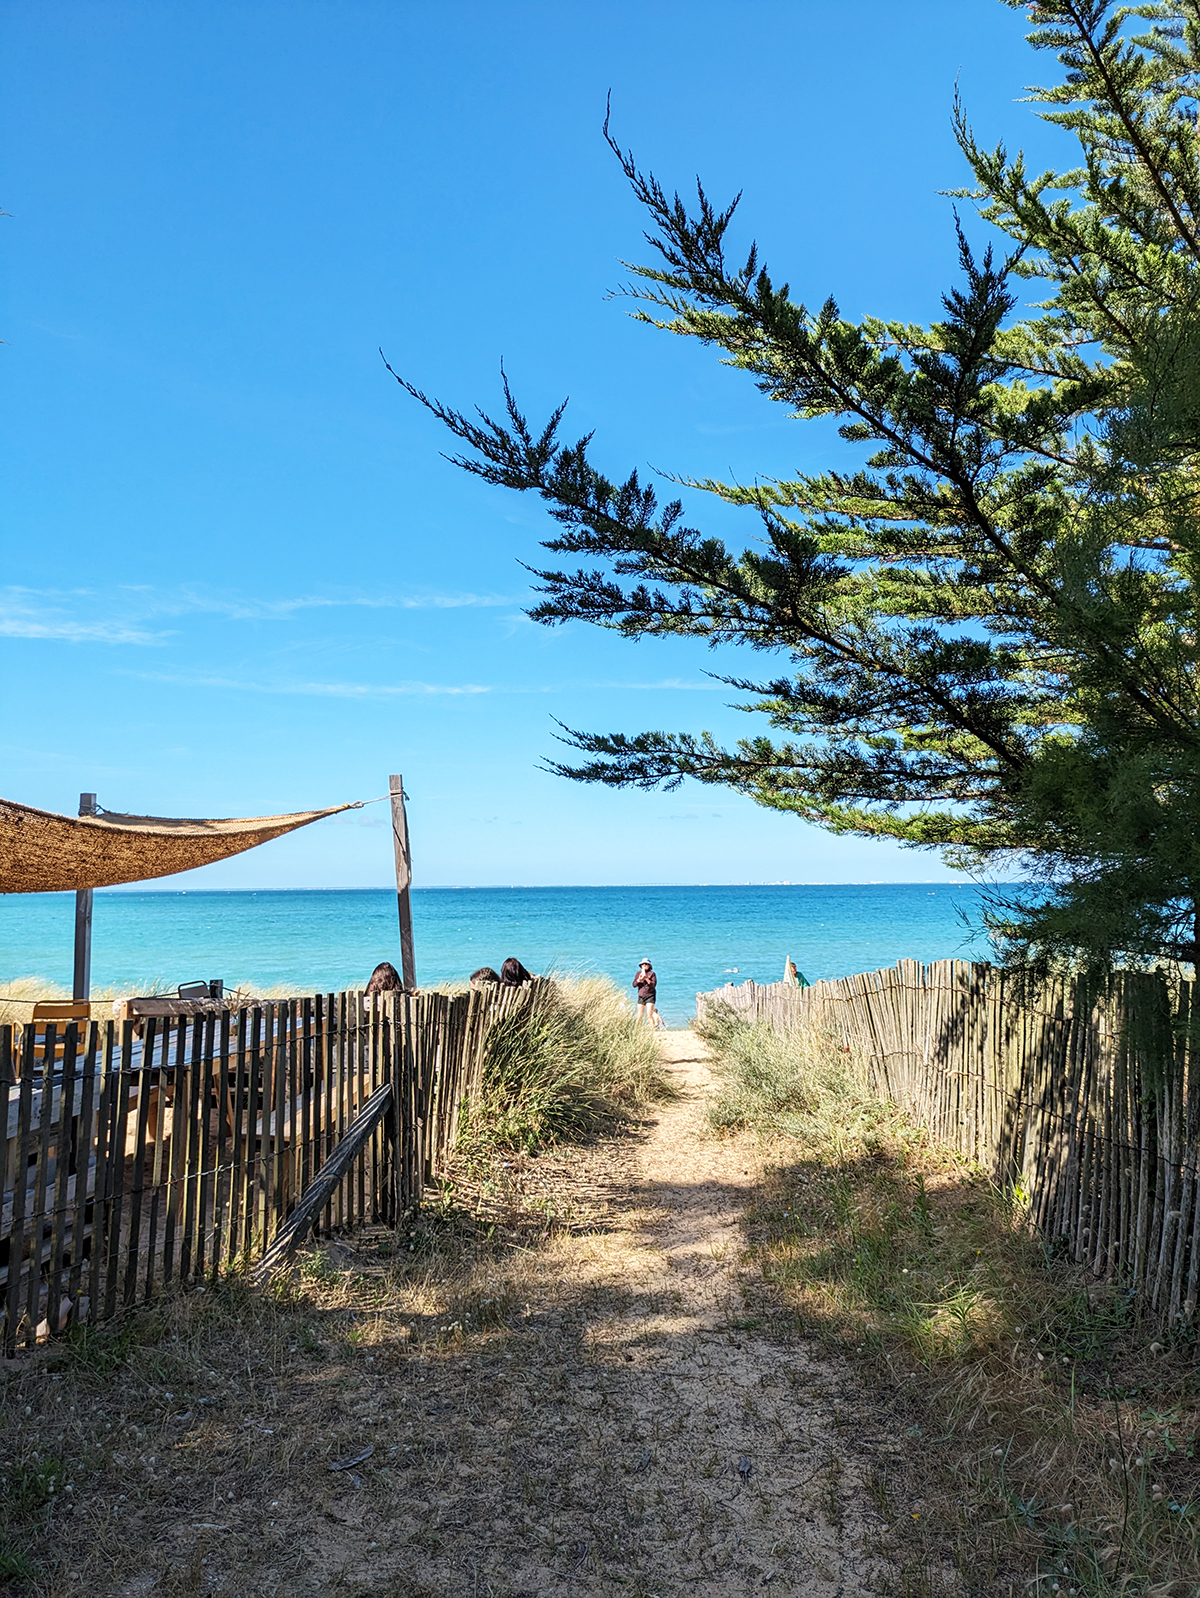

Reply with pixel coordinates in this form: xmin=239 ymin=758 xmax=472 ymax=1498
xmin=119 ymin=670 xmax=722 ymax=698
xmin=583 ymin=679 xmax=722 ymax=691
xmin=143 ymin=587 xmax=517 ymax=620
xmin=0 ymin=584 xmax=517 ymax=644
xmin=0 ymin=602 xmax=170 ymax=646
xmin=123 ymin=670 xmax=493 ymax=697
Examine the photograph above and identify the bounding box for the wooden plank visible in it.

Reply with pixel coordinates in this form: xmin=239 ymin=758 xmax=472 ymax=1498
xmin=22 ymin=1024 xmax=61 ymax=1343
xmin=4 ymin=1027 xmax=37 ymax=1351
xmin=195 ymin=1013 xmax=217 ymax=1278
xmin=121 ymin=1018 xmax=156 ymax=1306
xmin=211 ymin=1009 xmax=232 ymax=1279
xmin=300 ymin=998 xmax=313 ymax=1201
xmin=320 ymin=994 xmax=336 ymax=1236
xmin=242 ymin=1007 xmax=263 ymax=1256
xmin=254 ymin=1082 xmax=393 ymax=1281
xmin=342 ymin=991 xmax=356 ymax=1233
xmin=46 ymin=1026 xmax=80 ymax=1334
xmin=102 ymin=1021 xmax=136 ymax=1320
xmin=144 ymin=1017 xmax=173 ymax=1299
xmin=257 ymin=1005 xmax=276 ymax=1249
xmin=177 ymin=1015 xmax=204 ymax=1283
xmin=162 ymin=1015 xmax=189 ymax=1284
xmin=286 ymin=1001 xmax=300 ymax=1228
xmin=84 ymin=1025 xmax=116 ymax=1319
xmin=225 ymin=1009 xmax=249 ymax=1267
xmin=358 ymin=989 xmax=369 ymax=1214
xmin=67 ymin=1022 xmax=99 ymax=1323
xmin=270 ymin=1004 xmax=287 ymax=1246
xmin=335 ymin=992 xmax=349 ymax=1230
xmin=365 ymin=994 xmax=379 ymax=1222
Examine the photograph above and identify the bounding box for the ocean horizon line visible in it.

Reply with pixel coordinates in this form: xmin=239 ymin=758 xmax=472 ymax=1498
xmin=83 ymin=878 xmax=1015 ymax=896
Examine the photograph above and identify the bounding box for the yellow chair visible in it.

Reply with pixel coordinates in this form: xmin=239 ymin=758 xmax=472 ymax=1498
xmin=28 ymin=1002 xmax=92 ymax=1073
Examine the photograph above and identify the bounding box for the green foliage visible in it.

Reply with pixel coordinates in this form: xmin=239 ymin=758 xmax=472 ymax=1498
xmin=0 ymin=1536 xmax=37 ymax=1584
xmin=0 ymin=1456 xmax=64 ymax=1590
xmin=698 ymin=1004 xmax=890 ymax=1145
xmin=2 ymin=1457 xmax=66 ymax=1517
xmin=460 ymin=977 xmax=671 ymax=1154
xmin=395 ymin=3 xmax=1200 ymax=969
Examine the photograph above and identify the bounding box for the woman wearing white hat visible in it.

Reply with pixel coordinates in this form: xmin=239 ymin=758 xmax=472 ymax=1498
xmin=632 ymin=959 xmax=663 ymax=1028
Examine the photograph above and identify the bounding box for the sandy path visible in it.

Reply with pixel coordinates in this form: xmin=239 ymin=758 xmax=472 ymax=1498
xmin=92 ymin=1032 xmax=903 ymax=1597
xmin=300 ymin=1030 xmax=896 ymax=1597
xmin=532 ymin=1026 xmax=895 ymax=1596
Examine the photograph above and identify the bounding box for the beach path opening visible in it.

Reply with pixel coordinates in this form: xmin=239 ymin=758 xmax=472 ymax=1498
xmin=236 ymin=1031 xmax=903 ymax=1593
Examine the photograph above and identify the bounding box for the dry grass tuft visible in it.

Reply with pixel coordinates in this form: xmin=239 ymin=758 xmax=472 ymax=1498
xmin=459 ymin=975 xmax=673 ymax=1157
xmin=0 ymin=978 xmax=183 ymax=1028
xmin=701 ymin=1008 xmax=1200 ymax=1597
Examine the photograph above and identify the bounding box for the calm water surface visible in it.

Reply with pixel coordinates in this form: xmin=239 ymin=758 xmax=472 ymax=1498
xmin=0 ymin=884 xmax=992 ymax=1027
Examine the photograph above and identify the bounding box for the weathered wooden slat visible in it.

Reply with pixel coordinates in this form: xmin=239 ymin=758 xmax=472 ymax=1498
xmin=122 ymin=1018 xmax=157 ymax=1307
xmin=46 ymin=1025 xmax=80 ymax=1333
xmin=254 ymin=1082 xmax=393 ymax=1281
xmin=5 ymin=1028 xmax=38 ymax=1350
xmin=211 ymin=1009 xmax=232 ymax=1280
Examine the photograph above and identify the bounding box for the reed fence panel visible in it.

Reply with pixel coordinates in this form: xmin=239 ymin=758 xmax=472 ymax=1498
xmin=1 ymin=979 xmax=541 ymax=1353
xmin=697 ymin=961 xmax=1200 ymax=1331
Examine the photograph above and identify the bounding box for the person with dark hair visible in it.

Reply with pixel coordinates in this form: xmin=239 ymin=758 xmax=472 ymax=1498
xmin=499 ymin=957 xmax=533 ymax=987
xmin=365 ymin=961 xmax=404 ymax=996
xmin=469 ymin=966 xmax=501 ymax=988
xmin=632 ymin=960 xmax=662 ymax=1027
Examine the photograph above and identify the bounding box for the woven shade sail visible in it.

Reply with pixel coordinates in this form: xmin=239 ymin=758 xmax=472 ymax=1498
xmin=0 ymin=798 xmax=357 ymax=893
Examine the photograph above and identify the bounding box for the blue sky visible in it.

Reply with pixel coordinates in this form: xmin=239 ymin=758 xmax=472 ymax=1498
xmin=2 ymin=0 xmax=1065 ymax=889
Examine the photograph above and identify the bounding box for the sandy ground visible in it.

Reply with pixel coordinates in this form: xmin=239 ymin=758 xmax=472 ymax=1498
xmin=270 ymin=1030 xmax=898 ymax=1597
xmin=13 ymin=1030 xmax=924 ymax=1598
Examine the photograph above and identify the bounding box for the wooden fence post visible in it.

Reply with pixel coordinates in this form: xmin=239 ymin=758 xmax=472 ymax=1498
xmin=389 ymin=774 xmax=416 ymax=992
xmin=73 ymin=792 xmax=97 ymax=1003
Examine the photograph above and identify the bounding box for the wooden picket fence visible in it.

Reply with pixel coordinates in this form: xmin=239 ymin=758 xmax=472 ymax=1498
xmin=1 ymin=980 xmax=542 ymax=1354
xmin=697 ymin=960 xmax=1200 ymax=1330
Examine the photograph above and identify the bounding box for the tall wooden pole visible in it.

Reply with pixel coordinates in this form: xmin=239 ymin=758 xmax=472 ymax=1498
xmin=389 ymin=774 xmax=416 ymax=991
xmin=73 ymin=791 xmax=97 ymax=1003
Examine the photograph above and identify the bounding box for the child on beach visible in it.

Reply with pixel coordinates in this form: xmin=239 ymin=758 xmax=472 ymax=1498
xmin=632 ymin=960 xmax=663 ymax=1027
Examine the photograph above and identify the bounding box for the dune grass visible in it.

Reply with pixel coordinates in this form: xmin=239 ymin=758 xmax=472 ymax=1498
xmin=0 ymin=978 xmax=178 ymax=1028
xmin=460 ymin=975 xmax=673 ymax=1156
xmin=698 ymin=1003 xmax=1200 ymax=1597
xmin=699 ymin=1001 xmax=892 ymax=1146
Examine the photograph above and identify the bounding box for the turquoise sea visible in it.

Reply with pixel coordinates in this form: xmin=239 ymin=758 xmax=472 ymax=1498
xmin=0 ymin=884 xmax=993 ymax=1026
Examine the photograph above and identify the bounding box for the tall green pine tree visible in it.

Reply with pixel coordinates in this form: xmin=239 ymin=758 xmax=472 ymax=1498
xmin=393 ymin=1 xmax=1200 ymax=970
